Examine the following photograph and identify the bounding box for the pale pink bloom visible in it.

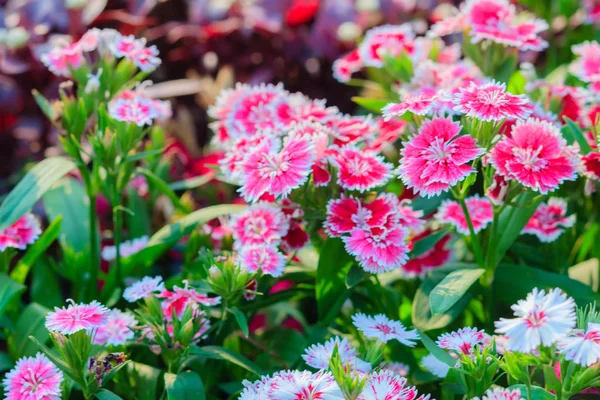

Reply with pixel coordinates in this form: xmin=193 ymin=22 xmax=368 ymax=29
xmin=333 ymin=49 xmax=363 ymax=83
xmin=495 ymin=288 xmax=576 ymax=353
xmin=473 ymin=388 xmax=525 ymax=400
xmin=421 ymin=354 xmax=449 ymax=378
xmin=381 ymin=362 xmax=410 ymax=378
xmin=45 ymin=299 xmax=109 ymax=335
xmin=570 ymin=41 xmax=600 ymax=84
xmin=109 ymin=93 xmax=157 ymax=126
xmin=332 ymin=147 xmax=393 ymax=192
xmin=471 ymin=19 xmax=548 ymax=51
xmin=358 ymin=370 xmax=426 ymax=400
xmin=382 ymin=93 xmax=437 ymax=118
xmin=0 ymin=213 xmax=41 ymax=252
xmin=132 ymin=45 xmax=161 ymax=72
xmin=267 ymin=370 xmax=344 ymax=400
xmin=557 ymin=322 xmax=600 ymax=366
xmin=128 ymin=175 xmax=149 ymax=197
xmin=101 ymin=236 xmax=149 ymax=261
xmin=490 ymin=119 xmax=579 ymax=194
xmin=437 ymin=327 xmax=489 ymax=356
xmin=397 ymin=201 xmax=425 ymax=232
xmin=3 ymin=353 xmax=63 ymax=400
xmin=435 ymin=195 xmax=493 ymax=235
xmin=302 ymin=336 xmax=372 ymax=372
xmin=41 ymin=42 xmax=85 ymax=77
xmin=239 ymin=245 xmax=286 ymax=277
xmin=453 ymin=81 xmax=533 ymax=121
xmin=273 ymin=93 xmax=337 ymax=129
xmin=231 ymin=203 xmax=289 ymax=248
xmin=93 ymin=309 xmax=137 ymax=346
xmin=352 ymin=313 xmax=419 ymax=346
xmin=359 ymin=24 xmax=416 ymax=68
xmin=159 ymin=282 xmax=221 ymax=320
xmin=239 ymin=136 xmax=315 ymax=202
xmin=123 ymin=276 xmax=165 ymax=302
xmin=428 ymin=13 xmax=470 ymax=37
xmin=521 ymin=198 xmax=575 ymax=243
xmin=398 ymin=117 xmax=483 ymax=198
xmin=78 ymin=28 xmax=101 ymax=51
xmin=344 ymin=226 xmax=410 ymax=273
xmin=110 ymin=33 xmax=161 ymax=71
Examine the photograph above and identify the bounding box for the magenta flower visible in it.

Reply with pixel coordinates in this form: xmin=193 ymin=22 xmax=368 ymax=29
xmin=453 ymin=81 xmax=533 ymax=121
xmin=382 ymin=93 xmax=437 ymax=118
xmin=359 ymin=24 xmax=416 ymax=68
xmin=123 ymin=276 xmax=165 ymax=302
xmin=160 ymin=283 xmax=221 ymax=320
xmin=3 ymin=353 xmax=63 ymax=400
xmin=435 ymin=195 xmax=494 ymax=235
xmin=352 ymin=313 xmax=419 ymax=346
xmin=239 ymin=136 xmax=315 ymax=202
xmin=231 ymin=203 xmax=289 ymax=248
xmin=333 ymin=49 xmax=363 ymax=82
xmin=41 ymin=42 xmax=85 ymax=77
xmin=398 ymin=117 xmax=483 ymax=198
xmin=333 ymin=147 xmax=393 ymax=192
xmin=398 ymin=201 xmax=425 ymax=232
xmin=220 ymin=136 xmax=276 ymax=181
xmin=0 ymin=213 xmax=41 ymax=252
xmin=490 ymin=119 xmax=579 ymax=194
xmin=437 ymin=327 xmax=490 ymax=357
xmin=344 ymin=226 xmax=409 ymax=273
xmin=521 ymin=198 xmax=575 ymax=243
xmin=45 ymin=300 xmax=109 ymax=335
xmin=239 ymin=245 xmax=286 ymax=277
xmin=93 ymin=309 xmax=137 ymax=346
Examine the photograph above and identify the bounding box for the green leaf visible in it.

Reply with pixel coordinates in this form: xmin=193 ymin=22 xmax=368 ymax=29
xmin=190 ymin=346 xmax=265 ymax=377
xmin=126 ymin=187 xmax=151 ymax=238
xmin=32 ymin=89 xmax=57 ymax=121
xmin=0 ymin=273 xmax=26 ymax=319
xmin=410 ymin=229 xmax=449 ymax=258
xmin=127 ymin=362 xmax=161 ymax=400
xmin=10 ymin=217 xmax=62 ymax=284
xmin=95 ymin=389 xmax=124 ymax=400
xmin=168 ymin=173 xmax=215 ymax=191
xmin=0 ymin=157 xmax=76 ymax=230
xmin=351 ymin=97 xmax=390 ymax=114
xmin=507 ymin=71 xmax=526 ymax=94
xmin=228 ymin=307 xmax=249 ymax=338
xmin=0 ymin=353 xmax=13 ymax=373
xmin=429 ymin=269 xmax=485 ymax=315
xmin=491 ymin=191 xmax=542 ymax=267
xmin=137 ymin=169 xmax=191 ymax=214
xmin=9 ymin=303 xmax=50 ymax=359
xmin=43 ymin=179 xmax=92 ymax=254
xmin=316 ymin=238 xmax=354 ymax=320
xmin=508 ymin=385 xmax=555 ymax=400
xmin=346 ymin=264 xmax=366 ymax=288
xmin=30 ymin=258 xmax=63 ymax=309
xmin=125 ymin=148 xmax=165 ymax=162
xmin=164 ymin=371 xmax=206 ymax=400
xmin=562 ymin=117 xmax=592 ymax=155
xmin=418 ymin=330 xmax=456 ymax=366
xmin=495 ymin=264 xmax=600 ymax=306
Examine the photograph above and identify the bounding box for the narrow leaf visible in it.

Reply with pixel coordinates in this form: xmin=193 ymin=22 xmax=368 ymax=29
xmin=228 ymin=307 xmax=249 ymax=338
xmin=418 ymin=330 xmax=456 ymax=366
xmin=190 ymin=346 xmax=265 ymax=377
xmin=429 ymin=269 xmax=485 ymax=315
xmin=0 ymin=273 xmax=26 ymax=319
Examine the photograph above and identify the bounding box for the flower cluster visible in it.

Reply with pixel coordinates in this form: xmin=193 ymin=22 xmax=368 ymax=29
xmin=0 ymin=213 xmax=41 ymax=252
xmin=108 ymin=87 xmax=172 ymax=126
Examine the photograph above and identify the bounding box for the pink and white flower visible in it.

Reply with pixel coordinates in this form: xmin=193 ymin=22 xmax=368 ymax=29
xmin=344 ymin=226 xmax=410 ymax=273
xmin=333 ymin=49 xmax=363 ymax=83
xmin=101 ymin=236 xmax=149 ymax=261
xmin=422 ymin=354 xmax=450 ymax=378
xmin=399 ymin=117 xmax=483 ymax=198
xmin=231 ymin=203 xmax=289 ymax=248
xmin=486 ymin=174 xmax=510 ymax=206
xmin=41 ymin=42 xmax=85 ymax=77
xmin=453 ymin=81 xmax=533 ymax=121
xmin=332 ymin=147 xmax=393 ymax=192
xmin=352 ymin=313 xmax=419 ymax=346
xmin=3 ymin=353 xmax=64 ymax=400
xmin=358 ymin=370 xmax=425 ymax=400
xmin=45 ymin=300 xmax=109 ymax=335
xmin=521 ymin=198 xmax=575 ymax=243
xmin=0 ymin=213 xmax=41 ymax=252
xmin=159 ymin=282 xmax=221 ymax=320
xmin=302 ymin=336 xmax=371 ymax=372
xmin=109 ymin=90 xmax=171 ymax=126
xmin=495 ymin=288 xmax=576 ymax=353
xmin=382 ymin=93 xmax=438 ymax=118
xmin=490 ymin=119 xmax=579 ymax=194
xmin=435 ymin=195 xmax=494 ymax=235
xmin=557 ymin=322 xmax=600 ymax=366
xmin=359 ymin=24 xmax=416 ymax=68
xmin=93 ymin=309 xmax=137 ymax=346
xmin=239 ymin=136 xmax=315 ymax=202
xmin=268 ymin=370 xmax=344 ymax=400
xmin=473 ymin=388 xmax=525 ymax=400
xmin=123 ymin=276 xmax=165 ymax=302
xmin=437 ymin=327 xmax=489 ymax=356
xmin=570 ymin=41 xmax=600 ymax=85
xmin=381 ymin=362 xmax=410 ymax=378
xmin=239 ymin=245 xmax=286 ymax=277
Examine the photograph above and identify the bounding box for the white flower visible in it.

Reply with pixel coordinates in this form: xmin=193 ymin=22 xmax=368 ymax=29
xmin=421 ymin=354 xmax=449 ymax=378
xmin=473 ymin=387 xmax=525 ymax=400
xmin=93 ymin=309 xmax=137 ymax=346
xmin=102 ymin=236 xmax=149 ymax=261
xmin=352 ymin=313 xmax=419 ymax=346
xmin=85 ymin=68 xmax=103 ymax=94
xmin=358 ymin=370 xmax=430 ymax=400
xmin=123 ymin=276 xmax=165 ymax=302
xmin=557 ymin=322 xmax=600 ymax=366
xmin=302 ymin=336 xmax=371 ymax=372
xmin=437 ymin=327 xmax=490 ymax=356
xmin=494 ymin=288 xmax=576 ymax=353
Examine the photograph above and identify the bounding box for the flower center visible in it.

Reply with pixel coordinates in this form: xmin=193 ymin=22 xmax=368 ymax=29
xmin=524 ymin=307 xmax=546 ymax=328
xmin=513 ymin=146 xmax=546 ymax=171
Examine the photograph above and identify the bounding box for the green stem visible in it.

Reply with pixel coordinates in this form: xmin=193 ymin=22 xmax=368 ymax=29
xmin=456 ymin=195 xmax=485 ymax=268
xmin=113 ymin=200 xmax=123 ymax=287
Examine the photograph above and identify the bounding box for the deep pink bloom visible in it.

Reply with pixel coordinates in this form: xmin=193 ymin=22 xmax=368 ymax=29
xmin=326 ymin=114 xmax=375 ymax=147
xmin=41 ymin=42 xmax=85 ymax=77
xmin=244 ymin=279 xmax=258 ymax=301
xmin=359 ymin=24 xmax=416 ymax=67
xmin=343 ymin=226 xmax=410 ymax=273
xmin=45 ymin=300 xmax=109 ymax=335
xmin=239 ymin=245 xmax=286 ymax=277
xmin=365 ymin=117 xmax=407 ymax=153
xmin=93 ymin=309 xmax=137 ymax=346
xmin=435 ymin=195 xmax=494 ymax=235
xmin=3 ymin=353 xmax=64 ymax=400
xmin=490 ymin=119 xmax=579 ymax=193
xmin=399 ymin=117 xmax=483 ymax=197
xmin=521 ymin=198 xmax=575 ymax=242
xmin=239 ymin=136 xmax=315 ymax=201
xmin=219 ymin=136 xmax=275 ymax=181
xmin=123 ymin=276 xmax=165 ymax=302
xmin=231 ymin=203 xmax=289 ymax=248
xmin=0 ymin=213 xmax=41 ymax=252
xmin=333 ymin=49 xmax=363 ymax=82
xmin=159 ymin=283 xmax=221 ymax=320
xmin=453 ymin=81 xmax=533 ymax=121
xmin=583 ymin=152 xmax=600 ymax=181
xmin=325 ymin=195 xmax=399 ymax=238
xmin=332 ymin=147 xmax=393 ymax=192
xmin=382 ymin=93 xmax=437 ymax=118
xmin=570 ymin=41 xmax=600 ymax=85
xmin=485 ymin=174 xmax=510 ymax=205
xmin=401 ymin=231 xmax=452 ymax=278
